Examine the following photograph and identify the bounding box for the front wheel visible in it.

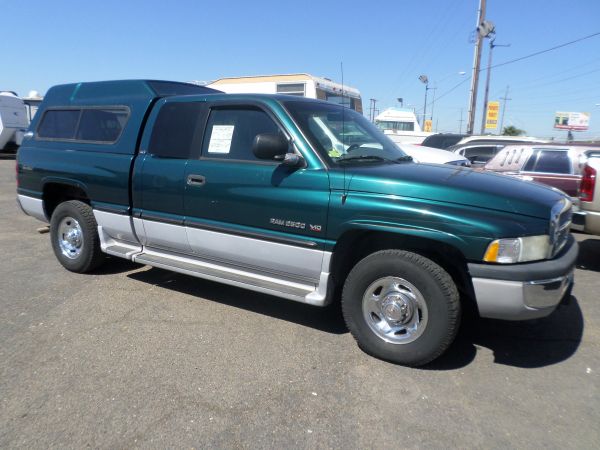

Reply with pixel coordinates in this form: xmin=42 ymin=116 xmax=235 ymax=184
xmin=50 ymin=200 xmax=105 ymax=273
xmin=342 ymin=250 xmax=460 ymax=366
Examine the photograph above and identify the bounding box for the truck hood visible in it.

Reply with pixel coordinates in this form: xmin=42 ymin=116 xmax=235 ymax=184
xmin=333 ymin=163 xmax=566 ymax=219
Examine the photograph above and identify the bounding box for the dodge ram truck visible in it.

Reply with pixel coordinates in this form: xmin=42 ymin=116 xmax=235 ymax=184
xmin=16 ymin=80 xmax=577 ymax=366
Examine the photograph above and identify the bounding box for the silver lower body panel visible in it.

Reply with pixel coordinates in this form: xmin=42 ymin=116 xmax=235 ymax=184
xmin=95 ymin=214 xmax=332 ymax=307
xmin=17 ymin=194 xmax=47 ymax=222
xmin=472 ymin=272 xmax=573 ymax=320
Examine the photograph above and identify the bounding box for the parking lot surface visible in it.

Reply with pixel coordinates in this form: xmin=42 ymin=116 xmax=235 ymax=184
xmin=0 ymin=156 xmax=598 ymax=449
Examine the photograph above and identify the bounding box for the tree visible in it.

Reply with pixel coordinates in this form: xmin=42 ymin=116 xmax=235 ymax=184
xmin=502 ymin=125 xmax=525 ymax=136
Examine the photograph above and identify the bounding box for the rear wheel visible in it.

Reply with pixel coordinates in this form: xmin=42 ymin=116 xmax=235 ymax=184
xmin=342 ymin=249 xmax=460 ymax=366
xmin=50 ymin=200 xmax=105 ymax=273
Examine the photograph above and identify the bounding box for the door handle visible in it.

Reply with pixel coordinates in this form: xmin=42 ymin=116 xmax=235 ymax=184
xmin=187 ymin=174 xmax=206 ymax=186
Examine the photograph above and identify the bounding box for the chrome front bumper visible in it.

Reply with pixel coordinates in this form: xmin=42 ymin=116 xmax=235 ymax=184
xmin=468 ymin=236 xmax=578 ymax=320
xmin=471 ymin=272 xmax=573 ymax=320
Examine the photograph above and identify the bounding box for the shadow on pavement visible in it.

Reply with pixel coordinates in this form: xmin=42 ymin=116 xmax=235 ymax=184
xmin=127 ymin=266 xmax=348 ymax=335
xmin=426 ymin=295 xmax=584 ymax=370
xmin=0 ymin=153 xmax=16 ymax=160
xmin=90 ymin=256 xmax=141 ymax=275
xmin=576 ymin=238 xmax=600 ymax=272
xmin=124 ymin=265 xmax=584 ymax=367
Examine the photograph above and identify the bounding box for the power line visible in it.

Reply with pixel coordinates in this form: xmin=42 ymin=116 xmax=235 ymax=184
xmin=415 ymin=32 xmax=600 ymax=117
xmin=511 ymin=67 xmax=600 ymax=92
xmin=505 ymin=56 xmax=600 ymax=89
xmin=415 ymin=76 xmax=471 ymax=113
xmin=489 ymin=31 xmax=600 ymax=70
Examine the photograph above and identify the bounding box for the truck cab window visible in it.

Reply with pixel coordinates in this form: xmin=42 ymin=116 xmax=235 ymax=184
xmin=201 ymin=107 xmax=280 ymax=161
xmin=148 ymin=102 xmax=206 ymax=159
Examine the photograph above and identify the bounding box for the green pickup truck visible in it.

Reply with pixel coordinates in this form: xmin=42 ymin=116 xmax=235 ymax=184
xmin=16 ymin=80 xmax=577 ymax=366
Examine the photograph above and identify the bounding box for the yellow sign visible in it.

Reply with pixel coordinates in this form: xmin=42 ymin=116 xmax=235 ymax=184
xmin=485 ymin=101 xmax=500 ymax=129
xmin=424 ymin=119 xmax=433 ymax=132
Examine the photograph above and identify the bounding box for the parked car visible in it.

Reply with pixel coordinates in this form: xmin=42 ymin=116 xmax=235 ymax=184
xmin=398 ymin=143 xmax=470 ymax=167
xmin=483 ymin=145 xmax=589 ymax=198
xmin=17 ymin=80 xmax=577 ymax=367
xmin=455 ymin=135 xmax=549 ymax=146
xmin=573 ymin=151 xmax=600 ymax=234
xmin=448 ymin=141 xmax=506 ymax=167
xmin=448 ymin=137 xmax=551 ymax=167
xmin=420 ymin=133 xmax=467 ymax=149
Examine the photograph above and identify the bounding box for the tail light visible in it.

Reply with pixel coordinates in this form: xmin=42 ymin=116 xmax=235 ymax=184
xmin=579 ymin=164 xmax=596 ymax=202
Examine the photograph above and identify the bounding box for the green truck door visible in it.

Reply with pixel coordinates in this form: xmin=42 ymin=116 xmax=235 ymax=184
xmin=135 ymin=102 xmax=209 ymax=254
xmin=183 ymin=104 xmax=331 ymax=282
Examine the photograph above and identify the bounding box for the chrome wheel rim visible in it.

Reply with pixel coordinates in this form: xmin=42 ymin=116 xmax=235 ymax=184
xmin=362 ymin=276 xmax=428 ymax=344
xmin=57 ymin=216 xmax=83 ymax=259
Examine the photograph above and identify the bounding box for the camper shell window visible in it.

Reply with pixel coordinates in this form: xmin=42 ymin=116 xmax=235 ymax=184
xmin=36 ymin=106 xmax=130 ymax=143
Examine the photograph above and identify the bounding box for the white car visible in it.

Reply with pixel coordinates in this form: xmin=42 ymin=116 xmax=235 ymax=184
xmin=399 ymin=143 xmax=471 ymax=167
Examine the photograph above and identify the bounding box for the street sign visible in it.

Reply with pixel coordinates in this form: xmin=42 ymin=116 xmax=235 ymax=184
xmin=485 ymin=101 xmax=500 ymax=129
xmin=424 ymin=119 xmax=433 ymax=132
xmin=554 ymin=112 xmax=590 ymax=131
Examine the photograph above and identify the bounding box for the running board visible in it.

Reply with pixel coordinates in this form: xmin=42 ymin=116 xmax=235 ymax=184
xmin=132 ymin=250 xmax=326 ymax=305
xmin=95 ymin=221 xmax=331 ymax=306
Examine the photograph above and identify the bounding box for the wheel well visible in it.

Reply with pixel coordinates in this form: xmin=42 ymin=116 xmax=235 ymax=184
xmin=330 ymin=230 xmax=476 ymax=311
xmin=42 ymin=183 xmax=90 ymax=220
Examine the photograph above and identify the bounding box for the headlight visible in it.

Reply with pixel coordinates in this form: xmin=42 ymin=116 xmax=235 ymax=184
xmin=483 ymin=235 xmax=550 ymax=263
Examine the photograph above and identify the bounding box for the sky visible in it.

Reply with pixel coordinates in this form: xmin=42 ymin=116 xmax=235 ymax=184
xmin=2 ymin=0 xmax=600 ymax=139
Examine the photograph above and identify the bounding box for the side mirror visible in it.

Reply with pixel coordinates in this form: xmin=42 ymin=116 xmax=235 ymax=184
xmin=252 ymin=133 xmax=289 ymax=160
xmin=252 ymin=133 xmax=306 ymax=167
xmin=278 ymin=153 xmax=306 ymax=168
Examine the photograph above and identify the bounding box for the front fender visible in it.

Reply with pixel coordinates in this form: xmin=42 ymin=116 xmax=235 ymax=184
xmin=327 ymin=191 xmax=547 ymax=261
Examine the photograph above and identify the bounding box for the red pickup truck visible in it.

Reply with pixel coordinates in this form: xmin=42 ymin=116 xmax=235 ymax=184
xmin=483 ymin=145 xmax=590 ymax=198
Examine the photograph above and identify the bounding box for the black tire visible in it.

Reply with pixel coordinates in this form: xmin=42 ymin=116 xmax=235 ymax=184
xmin=50 ymin=200 xmax=105 ymax=273
xmin=342 ymin=250 xmax=460 ymax=367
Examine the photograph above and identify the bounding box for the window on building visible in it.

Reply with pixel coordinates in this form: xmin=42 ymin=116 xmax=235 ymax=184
xmin=375 ymin=121 xmax=415 ymax=132
xmin=276 ymin=83 xmax=306 ymax=96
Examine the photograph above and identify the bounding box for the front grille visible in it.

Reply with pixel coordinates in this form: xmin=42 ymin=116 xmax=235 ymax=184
xmin=550 ymin=199 xmax=572 ymax=257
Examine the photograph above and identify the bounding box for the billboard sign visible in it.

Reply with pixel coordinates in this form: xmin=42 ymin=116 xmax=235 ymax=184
xmin=485 ymin=101 xmax=500 ymax=129
xmin=424 ymin=119 xmax=433 ymax=132
xmin=554 ymin=111 xmax=590 ymax=131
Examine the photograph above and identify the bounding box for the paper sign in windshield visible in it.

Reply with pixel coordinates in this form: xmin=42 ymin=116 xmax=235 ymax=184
xmin=208 ymin=125 xmax=235 ymax=153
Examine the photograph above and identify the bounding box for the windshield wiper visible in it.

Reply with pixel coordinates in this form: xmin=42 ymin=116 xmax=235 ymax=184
xmin=338 ymin=155 xmax=394 ymax=164
xmin=396 ymin=155 xmax=413 ymax=162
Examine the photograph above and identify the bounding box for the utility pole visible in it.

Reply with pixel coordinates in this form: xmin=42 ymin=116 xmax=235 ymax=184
xmin=430 ymin=87 xmax=438 ymax=121
xmin=369 ymin=98 xmax=377 ymax=122
xmin=466 ymin=0 xmax=486 ymax=135
xmin=499 ymin=85 xmax=511 ymax=134
xmin=419 ymin=75 xmax=430 ymax=128
xmin=458 ymin=108 xmax=464 ymax=134
xmin=480 ymin=38 xmax=510 ymax=134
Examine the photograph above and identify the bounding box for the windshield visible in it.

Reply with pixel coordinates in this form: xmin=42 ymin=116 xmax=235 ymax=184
xmin=283 ymin=100 xmax=410 ymax=165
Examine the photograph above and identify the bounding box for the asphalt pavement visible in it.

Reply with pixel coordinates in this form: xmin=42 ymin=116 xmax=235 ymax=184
xmin=0 ymin=156 xmax=598 ymax=449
